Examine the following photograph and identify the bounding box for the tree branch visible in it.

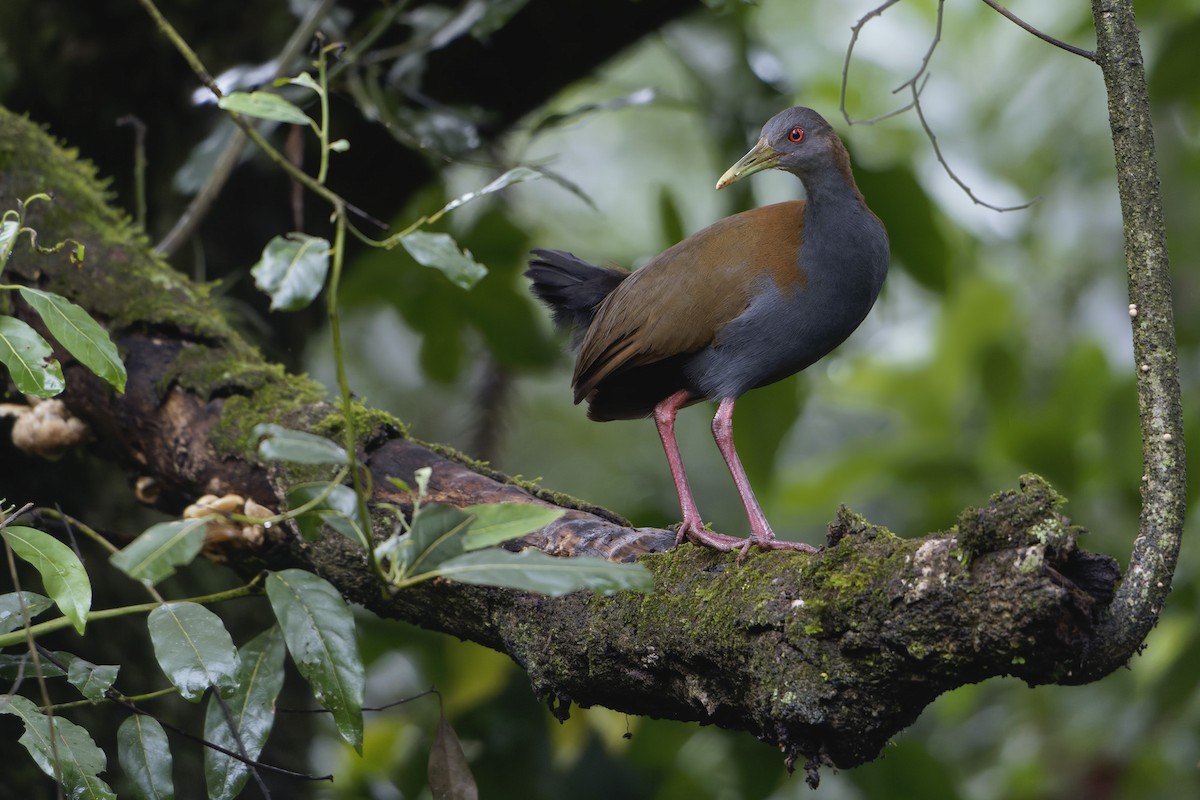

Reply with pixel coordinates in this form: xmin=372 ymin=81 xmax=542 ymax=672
xmin=980 ymin=0 xmax=1096 ymax=61
xmin=0 ymin=105 xmax=1128 ymax=782
xmin=1072 ymin=0 xmax=1186 ymax=682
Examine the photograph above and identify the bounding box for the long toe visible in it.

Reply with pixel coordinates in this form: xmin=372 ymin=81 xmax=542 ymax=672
xmin=756 ymin=536 xmax=818 ymax=554
xmin=684 ymin=527 xmax=750 ymax=551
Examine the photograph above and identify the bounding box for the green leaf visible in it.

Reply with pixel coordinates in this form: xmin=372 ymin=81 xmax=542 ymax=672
xmin=397 ymin=503 xmax=473 ymax=575
xmin=280 ymin=72 xmax=322 ymax=93
xmin=17 ymin=287 xmax=126 ymax=392
xmin=0 ymin=652 xmax=67 ymax=679
xmin=204 ymin=626 xmax=286 ymax=800
xmin=250 ymin=233 xmax=331 ymax=311
xmin=109 ymin=518 xmax=211 ymax=585
xmin=66 ymin=656 xmax=119 ymax=703
xmin=434 ymin=166 xmax=541 ymax=218
xmin=433 ymin=549 xmax=654 ymax=597
xmin=1 ymin=526 xmax=91 ymax=634
xmin=0 ymin=591 xmax=54 ymax=633
xmin=287 ymin=483 xmax=368 ymax=548
xmin=461 ymin=503 xmax=563 ymax=551
xmin=428 ymin=709 xmax=479 ymax=800
xmin=0 ymin=694 xmax=116 ymax=799
xmin=0 ymin=216 xmax=18 ymax=271
xmin=147 ymin=602 xmax=241 ymax=702
xmin=218 ymin=91 xmax=314 ymax=126
xmin=399 ymin=231 xmax=487 ymax=290
xmin=253 ymin=423 xmax=348 ymax=465
xmin=266 ymin=570 xmax=363 ymax=753
xmin=118 ymin=715 xmax=174 ymax=800
xmin=0 ymin=315 xmax=65 ymax=396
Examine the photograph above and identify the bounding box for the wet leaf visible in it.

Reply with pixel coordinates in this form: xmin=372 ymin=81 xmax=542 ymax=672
xmin=118 ymin=715 xmax=174 ymax=800
xmin=0 ymin=316 xmax=65 ymax=396
xmin=461 ymin=504 xmax=563 ymax=550
xmin=0 ymin=591 xmax=53 ymax=634
xmin=399 ymin=231 xmax=487 ymax=290
xmin=218 ymin=91 xmax=313 ymax=126
xmin=204 ymin=626 xmax=286 ymax=800
xmin=1 ymin=526 xmax=90 ymax=634
xmin=148 ymin=602 xmax=241 ymax=702
xmin=433 ymin=549 xmax=653 ymax=596
xmin=18 ymin=287 xmax=126 ymax=392
xmin=251 ymin=233 xmax=330 ymax=311
xmin=254 ymin=423 xmax=348 ymax=465
xmin=266 ymin=570 xmax=363 ymax=752
xmin=66 ymin=656 xmax=119 ymax=704
xmin=110 ymin=518 xmax=211 ymax=585
xmin=0 ymin=694 xmax=115 ymax=799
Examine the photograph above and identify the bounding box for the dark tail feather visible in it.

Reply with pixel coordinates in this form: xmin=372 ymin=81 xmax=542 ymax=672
xmin=525 ymin=249 xmax=628 ymax=339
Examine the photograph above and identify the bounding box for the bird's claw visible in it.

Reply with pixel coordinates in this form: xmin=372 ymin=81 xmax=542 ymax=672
xmin=674 ymin=521 xmax=817 ymax=560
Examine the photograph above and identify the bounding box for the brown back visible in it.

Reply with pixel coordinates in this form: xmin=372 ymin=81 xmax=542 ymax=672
xmin=573 ymin=201 xmax=808 ymax=404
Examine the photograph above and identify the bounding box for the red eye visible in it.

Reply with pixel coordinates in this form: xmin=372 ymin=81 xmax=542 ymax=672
xmin=788 ymin=126 xmax=805 ymax=143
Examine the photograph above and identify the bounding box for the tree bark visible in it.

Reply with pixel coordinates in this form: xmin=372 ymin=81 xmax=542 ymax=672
xmin=1071 ymin=0 xmax=1187 ymax=683
xmin=0 ymin=104 xmax=1128 ymax=784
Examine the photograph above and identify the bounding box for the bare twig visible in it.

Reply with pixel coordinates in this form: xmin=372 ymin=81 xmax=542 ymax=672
xmin=980 ymin=0 xmax=1096 ymax=61
xmin=115 ymin=116 xmax=148 ymax=229
xmin=840 ymin=0 xmax=906 ymax=125
xmin=909 ymin=79 xmax=1036 ymax=212
xmin=1 ymin=501 xmax=34 ymax=528
xmin=841 ymin=0 xmax=1034 ymax=211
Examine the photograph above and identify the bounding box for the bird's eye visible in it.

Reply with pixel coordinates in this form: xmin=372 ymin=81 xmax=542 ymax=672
xmin=788 ymin=126 xmax=805 ymax=143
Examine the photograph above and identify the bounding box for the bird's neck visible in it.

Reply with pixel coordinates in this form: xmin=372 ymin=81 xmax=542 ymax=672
xmin=798 ymin=141 xmax=868 ymax=217
xmin=795 ymin=143 xmax=888 ymax=292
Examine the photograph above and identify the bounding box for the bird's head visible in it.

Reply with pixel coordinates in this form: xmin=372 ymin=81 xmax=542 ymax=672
xmin=715 ymin=107 xmax=843 ymax=190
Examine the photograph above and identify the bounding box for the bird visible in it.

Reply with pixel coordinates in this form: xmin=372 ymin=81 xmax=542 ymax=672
xmin=526 ymin=107 xmax=889 ymax=557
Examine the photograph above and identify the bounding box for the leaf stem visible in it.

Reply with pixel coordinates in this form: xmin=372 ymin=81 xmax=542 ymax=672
xmin=0 ymin=583 xmax=260 ymax=649
xmin=325 ymin=208 xmax=381 ymax=579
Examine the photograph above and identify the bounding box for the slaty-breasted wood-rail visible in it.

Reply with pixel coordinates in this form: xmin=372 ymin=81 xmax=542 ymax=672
xmin=526 ymin=107 xmax=889 ymax=556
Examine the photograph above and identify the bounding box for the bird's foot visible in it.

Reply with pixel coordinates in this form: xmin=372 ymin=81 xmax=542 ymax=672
xmin=676 ymin=524 xmax=816 ymax=561
xmin=672 ymin=515 xmax=730 ymax=548
xmin=681 ymin=526 xmax=750 ymax=551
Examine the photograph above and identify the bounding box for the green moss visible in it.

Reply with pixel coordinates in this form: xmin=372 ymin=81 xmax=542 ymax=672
xmin=315 ymin=402 xmax=407 ymax=442
xmin=1 ymin=109 xmax=246 ymax=344
xmin=955 ymin=473 xmax=1078 ymax=563
xmin=210 ymin=378 xmax=329 ymax=457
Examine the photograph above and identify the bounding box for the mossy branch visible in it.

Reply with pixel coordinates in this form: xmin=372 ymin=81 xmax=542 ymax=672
xmin=0 ymin=103 xmax=1129 ymax=781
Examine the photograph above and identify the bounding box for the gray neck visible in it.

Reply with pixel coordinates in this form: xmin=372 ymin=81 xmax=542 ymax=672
xmin=797 ymin=167 xmax=889 ymax=296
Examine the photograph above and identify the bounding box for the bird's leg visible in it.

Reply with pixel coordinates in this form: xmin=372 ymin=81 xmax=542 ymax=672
xmin=712 ymin=398 xmax=817 ymax=555
xmin=653 ymin=390 xmax=744 ymax=550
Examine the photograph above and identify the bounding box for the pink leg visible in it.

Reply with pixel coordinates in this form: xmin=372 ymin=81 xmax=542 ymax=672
xmin=653 ymin=390 xmax=745 ymax=551
xmin=712 ymin=398 xmax=817 ymax=557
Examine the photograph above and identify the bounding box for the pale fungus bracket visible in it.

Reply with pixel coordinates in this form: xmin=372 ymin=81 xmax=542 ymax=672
xmin=182 ymin=492 xmax=278 ymax=548
xmin=0 ymin=397 xmax=90 ymax=460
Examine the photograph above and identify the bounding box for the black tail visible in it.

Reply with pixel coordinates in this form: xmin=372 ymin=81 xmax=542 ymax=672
xmin=525 ymin=249 xmax=628 ymax=340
